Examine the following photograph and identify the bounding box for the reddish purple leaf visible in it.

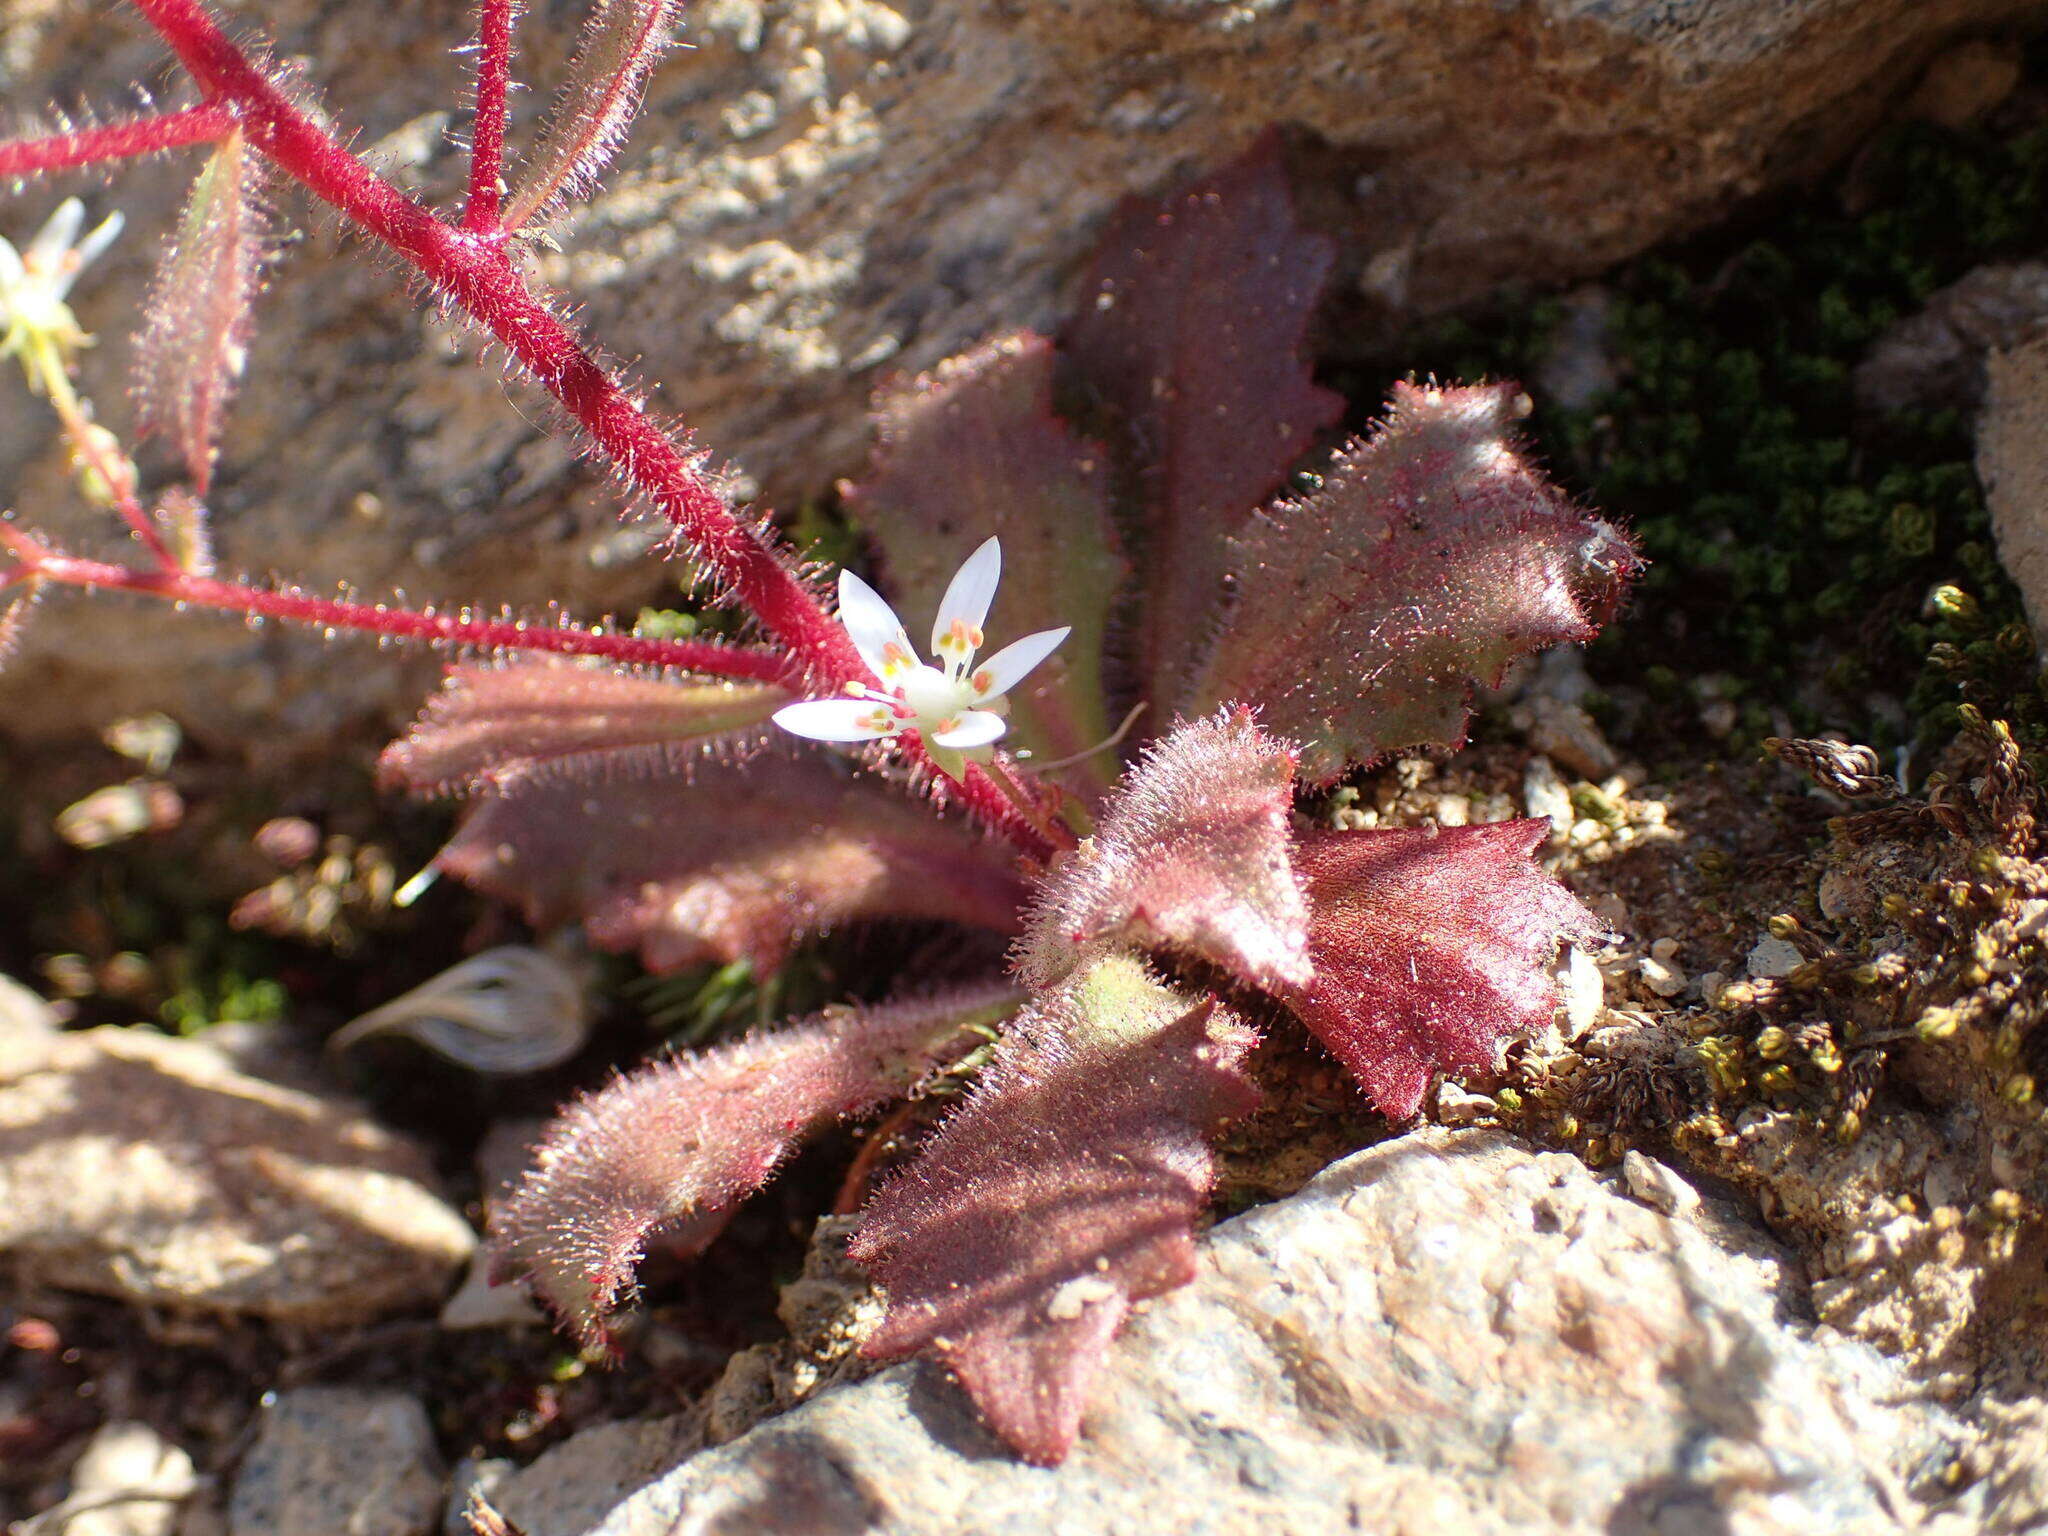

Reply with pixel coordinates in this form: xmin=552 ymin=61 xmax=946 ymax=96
xmin=1286 ymin=818 xmax=1600 ymax=1118
xmin=1061 ymin=132 xmax=1342 ymax=707
xmin=843 ymin=332 xmax=1126 ymax=792
xmin=504 ymin=0 xmax=680 ymax=230
xmin=1192 ymin=381 xmax=1641 ymax=784
xmin=852 ymin=955 xmax=1258 ymax=1464
xmin=432 ymin=751 xmax=1028 ymax=973
xmin=378 ymin=660 xmax=788 ymax=796
xmin=1017 ymin=708 xmax=1308 ymax=992
xmin=491 ymin=981 xmax=1021 ymax=1346
xmin=132 ymin=128 xmax=268 ymax=494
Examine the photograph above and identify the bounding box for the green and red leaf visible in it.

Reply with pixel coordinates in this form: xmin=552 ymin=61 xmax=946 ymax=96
xmin=1192 ymin=381 xmax=1640 ymax=784
xmin=851 ymin=955 xmax=1258 ymax=1464
xmin=1017 ymin=708 xmax=1308 ymax=992
xmin=1061 ymin=132 xmax=1342 ymax=708
xmin=492 ymin=982 xmax=1021 ymax=1346
xmin=432 ymin=752 xmax=1028 ymax=973
xmin=1286 ymin=818 xmax=1602 ymax=1118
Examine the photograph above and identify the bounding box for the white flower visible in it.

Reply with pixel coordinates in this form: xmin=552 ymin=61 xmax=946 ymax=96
xmin=774 ymin=537 xmax=1069 ymax=780
xmin=0 ymin=198 xmax=124 ymax=396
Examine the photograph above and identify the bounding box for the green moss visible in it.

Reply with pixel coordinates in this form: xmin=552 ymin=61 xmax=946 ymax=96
xmin=1374 ymin=117 xmax=2048 ymax=751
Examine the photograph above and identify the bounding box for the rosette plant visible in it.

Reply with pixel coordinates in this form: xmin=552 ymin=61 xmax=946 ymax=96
xmin=0 ymin=0 xmax=1637 ymax=1464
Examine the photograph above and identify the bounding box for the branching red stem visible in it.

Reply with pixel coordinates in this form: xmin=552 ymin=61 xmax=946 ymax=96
xmin=121 ymin=0 xmax=1051 ymax=857
xmin=22 ymin=548 xmax=799 ymax=680
xmin=464 ymin=0 xmax=518 ymax=233
xmin=0 ymin=103 xmax=233 ymax=179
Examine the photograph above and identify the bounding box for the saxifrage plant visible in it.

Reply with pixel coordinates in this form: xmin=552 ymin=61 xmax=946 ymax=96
xmin=0 ymin=0 xmax=1638 ymax=1465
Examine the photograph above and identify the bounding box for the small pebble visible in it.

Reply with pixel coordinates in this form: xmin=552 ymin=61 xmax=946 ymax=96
xmin=1639 ymin=956 xmax=1688 ymax=999
xmin=59 ymin=1421 xmax=197 ymax=1536
xmin=1747 ymin=936 xmax=1804 ymax=979
xmin=1435 ymin=1083 xmax=1496 ymax=1127
xmin=1559 ymin=947 xmax=1606 ymax=1038
xmin=1623 ymin=1151 xmax=1701 ymax=1222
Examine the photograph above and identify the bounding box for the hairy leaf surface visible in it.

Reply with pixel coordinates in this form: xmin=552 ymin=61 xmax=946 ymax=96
xmin=505 ymin=0 xmax=680 ymax=230
xmin=852 ymin=955 xmax=1257 ymax=1464
xmin=844 ymin=332 xmax=1125 ymax=790
xmin=1061 ymin=133 xmax=1342 ymax=707
xmin=1192 ymin=382 xmax=1641 ymax=784
xmin=1287 ymin=818 xmax=1600 ymax=1118
xmin=378 ymin=660 xmax=788 ymax=795
xmin=1018 ymin=709 xmax=1307 ymax=992
xmin=492 ymin=982 xmax=1021 ymax=1346
xmin=132 ymin=128 xmax=267 ymax=492
xmin=433 ymin=752 xmax=1027 ymax=972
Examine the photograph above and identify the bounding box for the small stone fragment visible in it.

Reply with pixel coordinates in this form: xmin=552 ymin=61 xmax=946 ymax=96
xmin=1747 ymin=936 xmax=1805 ymax=980
xmin=229 ymin=1388 xmax=443 ymax=1536
xmin=1522 ymin=755 xmax=1573 ymax=834
xmin=57 ymin=1420 xmax=198 ymax=1536
xmin=1639 ymin=955 xmax=1688 ymax=998
xmin=1622 ymin=1150 xmax=1702 ymax=1222
xmin=1559 ymin=945 xmax=1607 ymax=1038
xmin=1434 ymin=1082 xmax=1495 ymax=1126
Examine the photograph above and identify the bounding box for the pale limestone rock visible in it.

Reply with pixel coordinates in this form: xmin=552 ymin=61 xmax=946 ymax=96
xmin=0 ymin=1027 xmax=474 ymax=1323
xmin=493 ymin=1130 xmax=1970 ymax=1536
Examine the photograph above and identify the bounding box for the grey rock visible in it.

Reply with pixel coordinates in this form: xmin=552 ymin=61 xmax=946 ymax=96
xmin=506 ymin=1129 xmax=1964 ymax=1535
xmin=485 ymin=1417 xmax=698 ymax=1536
xmin=0 ymin=0 xmax=2030 ymax=761
xmin=0 ymin=1027 xmax=475 ymax=1323
xmin=1857 ymin=262 xmax=2048 ymax=415
xmin=229 ymin=1388 xmax=443 ymax=1536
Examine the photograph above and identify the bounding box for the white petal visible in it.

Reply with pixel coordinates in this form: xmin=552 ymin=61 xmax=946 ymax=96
xmin=27 ymin=199 xmax=84 ymax=270
xmin=929 ymin=709 xmax=1007 ymax=749
xmin=0 ymin=235 xmax=23 ymax=292
xmin=930 ymin=536 xmax=1001 ymax=657
xmin=773 ymin=698 xmax=899 ymax=742
xmin=837 ymin=568 xmax=917 ymax=681
xmin=969 ymin=627 xmax=1070 ymax=700
xmin=71 ymin=211 xmax=124 ymax=274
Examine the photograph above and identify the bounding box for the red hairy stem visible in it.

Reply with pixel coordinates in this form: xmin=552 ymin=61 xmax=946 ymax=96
xmin=129 ymin=0 xmax=855 ymax=679
xmin=125 ymin=0 xmax=1052 ymax=857
xmin=463 ymin=0 xmax=518 ymax=233
xmin=21 ymin=548 xmax=799 ymax=680
xmin=0 ymin=103 xmax=233 ymax=178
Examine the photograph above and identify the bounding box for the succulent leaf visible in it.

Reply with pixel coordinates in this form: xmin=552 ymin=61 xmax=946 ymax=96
xmin=1286 ymin=818 xmax=1601 ymax=1118
xmin=132 ymin=128 xmax=268 ymax=493
xmin=504 ymin=0 xmax=680 ymax=230
xmin=1017 ymin=708 xmax=1308 ymax=992
xmin=431 ymin=751 xmax=1029 ymax=973
xmin=1061 ymin=132 xmax=1342 ymax=708
xmin=378 ymin=659 xmax=788 ymax=796
xmin=851 ymin=955 xmax=1258 ymax=1464
xmin=1191 ymin=381 xmax=1641 ymax=784
xmin=491 ymin=981 xmax=1023 ymax=1346
xmin=842 ymin=332 xmax=1126 ymax=791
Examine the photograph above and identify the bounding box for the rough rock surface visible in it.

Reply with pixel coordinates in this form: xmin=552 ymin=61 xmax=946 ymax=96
xmin=229 ymin=1387 xmax=444 ymax=1536
xmin=486 ymin=1129 xmax=1969 ymax=1536
xmin=0 ymin=1026 xmax=475 ymax=1322
xmin=1980 ymin=332 xmax=2048 ymax=647
xmin=0 ymin=0 xmax=2033 ymax=756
